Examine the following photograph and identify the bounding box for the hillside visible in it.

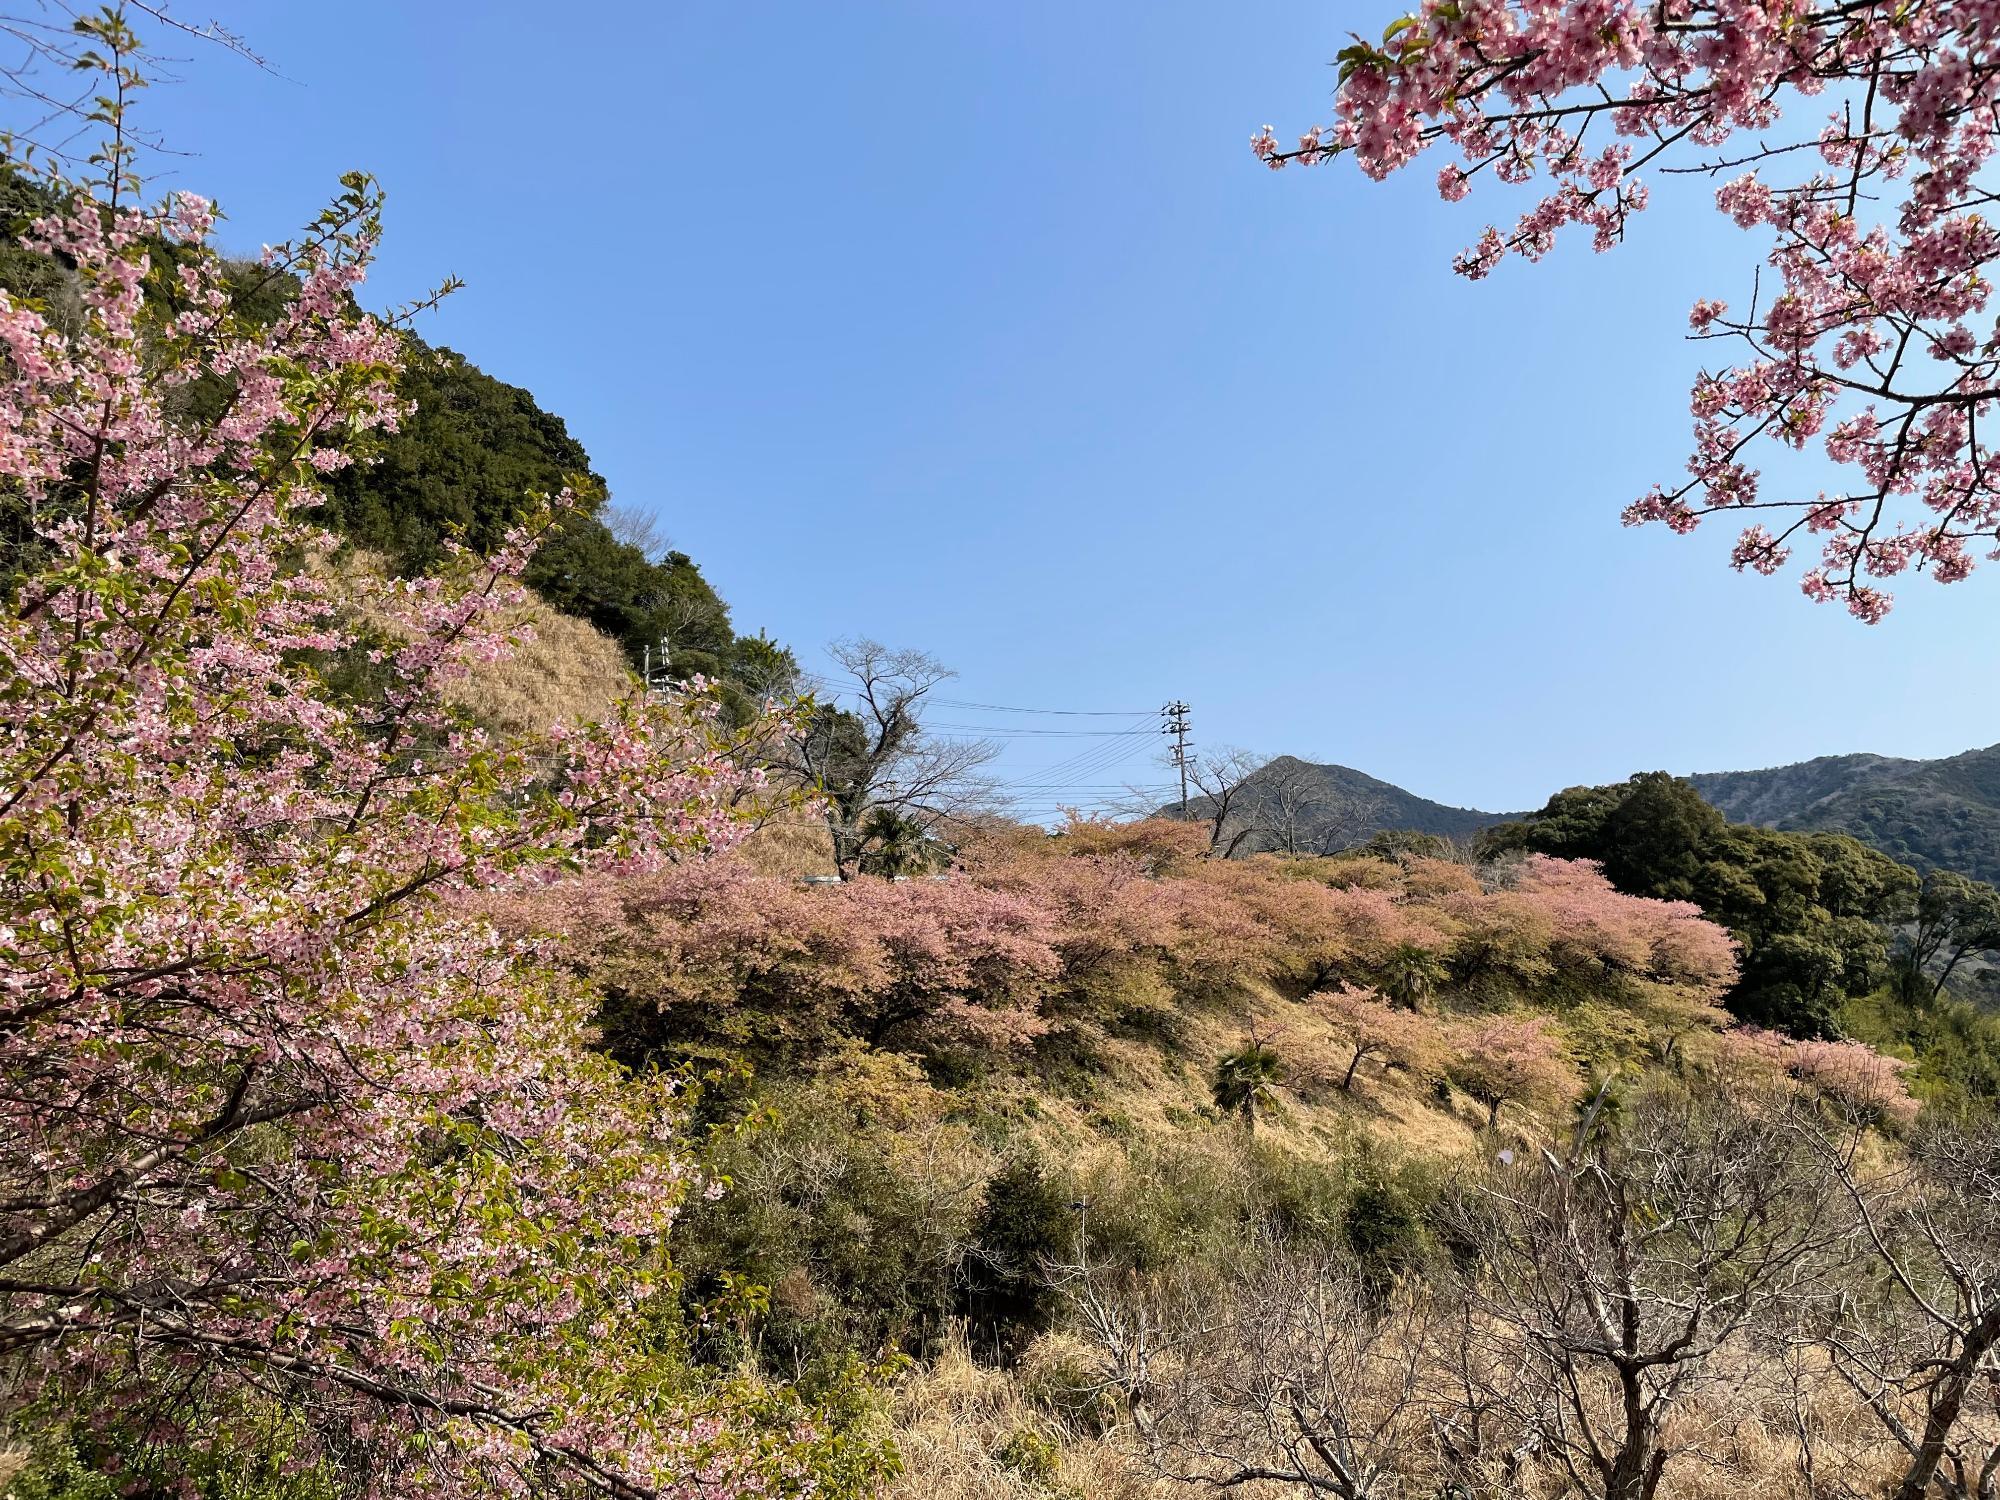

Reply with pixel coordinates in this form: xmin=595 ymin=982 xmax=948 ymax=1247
xmin=0 ymin=171 xmax=792 ymax=716
xmin=511 ymin=822 xmax=1989 ymax=1500
xmin=1170 ymin=754 xmax=1509 ymax=853
xmin=1690 ymin=742 xmax=2000 ymax=885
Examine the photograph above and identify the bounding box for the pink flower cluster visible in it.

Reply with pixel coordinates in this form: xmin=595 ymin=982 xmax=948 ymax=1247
xmin=505 ymin=825 xmax=1742 ymax=1080
xmin=1260 ymin=1 xmax=2000 ymax=619
xmin=0 ymin=51 xmax=804 ymax=1500
xmin=1718 ymin=1027 xmax=1921 ymax=1126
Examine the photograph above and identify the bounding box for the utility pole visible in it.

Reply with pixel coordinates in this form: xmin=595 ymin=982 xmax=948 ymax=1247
xmin=1161 ymin=700 xmax=1192 ymax=811
xmin=641 ymin=635 xmax=672 ymax=694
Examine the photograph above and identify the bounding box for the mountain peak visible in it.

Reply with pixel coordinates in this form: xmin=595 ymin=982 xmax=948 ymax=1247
xmin=1164 ymin=743 xmax=2000 ymax=881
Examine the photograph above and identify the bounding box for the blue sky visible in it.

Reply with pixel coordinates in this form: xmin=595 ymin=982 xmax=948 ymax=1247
xmin=127 ymin=1 xmax=1998 ymax=815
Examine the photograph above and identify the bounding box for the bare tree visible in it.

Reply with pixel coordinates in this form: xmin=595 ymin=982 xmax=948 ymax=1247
xmin=603 ymin=503 xmax=672 ymax=564
xmin=1252 ymin=757 xmax=1330 ymax=857
xmin=1170 ymin=1262 xmax=1441 ymax=1498
xmin=1065 ymin=1251 xmax=1444 ymax=1499
xmin=1157 ymin=746 xmax=1271 ymax=859
xmin=1820 ymin=1120 xmax=2000 ymax=1500
xmin=1458 ymin=1085 xmax=1849 ymax=1500
xmin=1428 ymin=1290 xmax=1551 ymax=1500
xmin=771 ymin=639 xmax=999 ymax=878
xmin=1057 ymin=1258 xmax=1200 ymax=1451
xmin=0 ymin=4 xmax=266 ymax=163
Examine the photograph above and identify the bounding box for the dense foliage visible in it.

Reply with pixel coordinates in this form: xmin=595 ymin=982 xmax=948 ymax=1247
xmin=1695 ymin=741 xmax=2000 ymax=892
xmin=481 ymin=807 xmax=2000 ymax=1500
xmin=1485 ymin=771 xmax=1926 ymax=1034
xmin=0 ymin=28 xmax=880 ymax=1499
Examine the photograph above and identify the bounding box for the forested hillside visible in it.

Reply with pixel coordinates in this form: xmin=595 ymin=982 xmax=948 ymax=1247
xmin=0 ymin=163 xmax=793 ymax=717
xmin=1691 ymin=742 xmax=2000 ymax=886
xmin=1181 ymin=745 xmax=2000 ymax=903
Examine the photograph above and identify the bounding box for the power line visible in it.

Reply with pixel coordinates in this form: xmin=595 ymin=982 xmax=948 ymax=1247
xmin=788 ymin=664 xmax=1176 ymax=819
xmin=997 ymin=723 xmax=1155 ymax=789
xmin=926 ymin=723 xmax=1154 ymax=738
xmin=930 ymin=697 xmax=1152 ymax=717
xmin=1000 ymin=788 xmax=1168 ymax=800
xmin=792 ymin=670 xmax=1151 ymax=720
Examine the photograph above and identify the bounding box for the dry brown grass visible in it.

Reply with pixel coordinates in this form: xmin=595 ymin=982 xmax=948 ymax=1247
xmin=887 ymin=1330 xmax=1916 ymax=1500
xmin=325 ymin=548 xmax=637 ymax=736
xmin=737 ymin=808 xmax=838 ymax=879
xmin=997 ymin=979 xmax=1488 ymax=1168
xmin=443 ymin=595 xmax=633 ymax=735
xmin=886 ymin=1331 xmax=1159 ymax=1500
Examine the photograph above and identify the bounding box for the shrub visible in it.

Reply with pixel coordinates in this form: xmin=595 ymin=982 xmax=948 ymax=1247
xmin=960 ymin=1159 xmax=1079 ymax=1356
xmin=1718 ymin=1026 xmax=1922 ymax=1128
xmin=673 ymin=1063 xmax=996 ymax=1365
xmin=1312 ymin=984 xmax=1450 ymax=1090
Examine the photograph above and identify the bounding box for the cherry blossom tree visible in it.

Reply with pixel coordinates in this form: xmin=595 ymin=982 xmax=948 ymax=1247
xmin=1258 ymin=0 xmax=2000 ymax=620
xmin=1447 ymin=1012 xmax=1580 ymax=1128
xmin=0 ymin=17 xmax=855 ymax=1497
xmin=1507 ymin=854 xmax=1740 ymax=994
xmin=525 ymin=859 xmax=1062 ymax=1064
xmin=1719 ymin=1026 xmax=1922 ymax=1126
xmin=1312 ymin=983 xmax=1449 ymax=1090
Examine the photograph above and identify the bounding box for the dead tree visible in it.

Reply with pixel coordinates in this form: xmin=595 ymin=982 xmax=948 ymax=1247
xmin=1459 ymin=1085 xmax=1849 ymax=1500
xmin=771 ymin=639 xmax=998 ymax=877
xmin=1161 ymin=747 xmax=1271 ymax=859
xmin=1069 ymin=1252 xmax=1445 ymax=1499
xmin=1252 ymin=758 xmax=1328 ymax=857
xmin=1821 ymin=1120 xmax=2000 ymax=1500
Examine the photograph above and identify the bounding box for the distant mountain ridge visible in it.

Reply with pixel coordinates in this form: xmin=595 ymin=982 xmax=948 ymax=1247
xmin=1195 ymin=742 xmax=2000 ymax=885
xmin=1688 ymin=742 xmax=2000 ymax=886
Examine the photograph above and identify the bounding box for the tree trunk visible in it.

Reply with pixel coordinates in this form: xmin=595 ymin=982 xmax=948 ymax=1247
xmin=1605 ymin=1372 xmax=1668 ymax=1500
xmin=1890 ymin=1306 xmax=2000 ymax=1500
xmin=1604 ymin=1443 xmax=1668 ymax=1500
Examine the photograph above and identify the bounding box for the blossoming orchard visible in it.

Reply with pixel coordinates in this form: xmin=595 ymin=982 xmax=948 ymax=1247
xmin=1255 ymin=0 xmax=2000 ymax=621
xmin=8 ymin=6 xmax=2000 ymax=1500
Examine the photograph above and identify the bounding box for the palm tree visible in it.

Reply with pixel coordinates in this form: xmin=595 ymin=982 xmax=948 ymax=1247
xmin=1212 ymin=1041 xmax=1282 ymax=1133
xmin=856 ymin=807 xmax=947 ymax=878
xmin=1377 ymin=942 xmax=1448 ymax=1011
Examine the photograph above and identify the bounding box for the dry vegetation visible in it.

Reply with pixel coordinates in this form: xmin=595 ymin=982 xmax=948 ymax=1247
xmin=885 ymin=1332 xmax=1156 ymax=1500
xmin=443 ymin=592 xmax=633 ymax=733
xmin=327 ymin=548 xmax=638 ymax=734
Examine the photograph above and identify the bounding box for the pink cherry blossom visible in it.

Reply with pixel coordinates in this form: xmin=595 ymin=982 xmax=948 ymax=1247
xmin=0 ymin=23 xmax=814 ymax=1500
xmin=1261 ymin=0 xmax=2000 ymax=619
